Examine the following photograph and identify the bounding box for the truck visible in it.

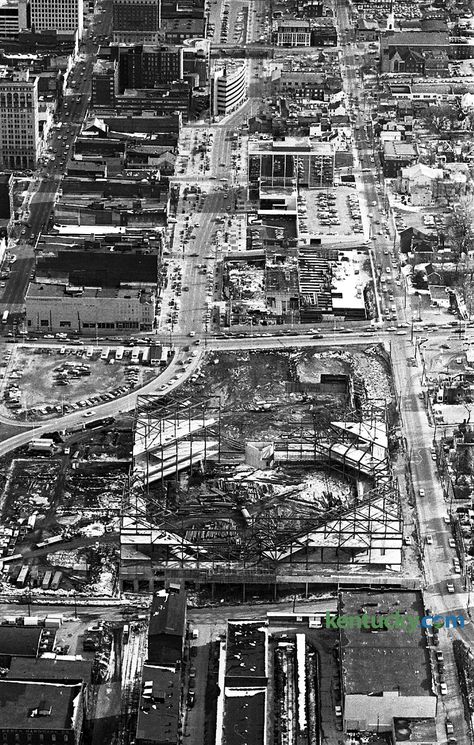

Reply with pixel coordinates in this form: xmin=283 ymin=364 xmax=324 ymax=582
xmin=101 ymin=347 xmax=109 ymax=361
xmin=115 ymin=346 xmax=124 ymax=360
xmin=1 ymin=310 xmax=9 ymax=325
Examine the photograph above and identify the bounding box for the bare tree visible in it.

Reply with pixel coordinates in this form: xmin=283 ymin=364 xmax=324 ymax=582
xmin=445 ymin=197 xmax=474 ymax=266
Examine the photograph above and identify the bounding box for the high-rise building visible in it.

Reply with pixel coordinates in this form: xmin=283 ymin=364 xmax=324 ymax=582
xmin=112 ymin=0 xmax=161 ymax=43
xmin=30 ymin=0 xmax=83 ymax=37
xmin=0 ymin=68 xmax=39 ymax=170
xmin=117 ymin=44 xmax=183 ymax=91
xmin=92 ymin=59 xmax=118 ymax=108
xmin=0 ymin=0 xmax=29 ymax=38
xmin=211 ymin=61 xmax=247 ymax=117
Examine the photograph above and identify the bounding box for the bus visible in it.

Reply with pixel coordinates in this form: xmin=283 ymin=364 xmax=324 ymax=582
xmin=1 ymin=310 xmax=9 ymax=325
xmin=131 ymin=348 xmax=140 ymax=364
xmin=86 ymin=346 xmax=94 ymax=358
xmin=115 ymin=346 xmax=124 ymax=360
xmin=101 ymin=347 xmax=109 ymax=361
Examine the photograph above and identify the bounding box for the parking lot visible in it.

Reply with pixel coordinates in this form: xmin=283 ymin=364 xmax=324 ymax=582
xmin=0 ymin=345 xmax=157 ymax=419
xmin=301 ymin=185 xmax=369 ymax=243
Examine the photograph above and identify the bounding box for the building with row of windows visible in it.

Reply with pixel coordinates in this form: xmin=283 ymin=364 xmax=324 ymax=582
xmin=248 ymin=136 xmax=335 ymax=200
xmin=25 ymin=251 xmax=157 ymax=334
xmin=0 ymin=0 xmax=28 ymax=38
xmin=210 ymin=60 xmax=247 ymax=117
xmin=0 ymin=68 xmax=40 ymax=170
xmin=30 ymin=0 xmax=83 ymax=38
xmin=112 ymin=0 xmax=161 ymax=43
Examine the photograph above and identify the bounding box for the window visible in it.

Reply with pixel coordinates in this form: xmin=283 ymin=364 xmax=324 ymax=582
xmin=40 ymin=319 xmax=49 ymax=327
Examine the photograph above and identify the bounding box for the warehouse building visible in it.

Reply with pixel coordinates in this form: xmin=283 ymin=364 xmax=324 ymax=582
xmin=216 ymin=621 xmax=269 ymax=745
xmin=135 ymin=664 xmax=181 ymax=745
xmin=340 ymin=590 xmax=437 ymax=732
xmin=147 ymin=589 xmax=187 ymax=667
xmin=26 ymin=252 xmax=157 ymax=335
xmin=0 ymin=680 xmax=83 ymax=745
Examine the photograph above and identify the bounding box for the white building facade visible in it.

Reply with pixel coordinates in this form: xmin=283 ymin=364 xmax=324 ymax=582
xmin=30 ymin=0 xmax=83 ymax=38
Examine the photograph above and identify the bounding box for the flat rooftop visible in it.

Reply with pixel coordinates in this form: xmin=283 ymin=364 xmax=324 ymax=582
xmin=0 ymin=627 xmax=43 ymax=658
xmin=225 ymin=621 xmax=267 ymax=683
xmin=135 ymin=664 xmax=180 ymax=743
xmin=340 ymin=591 xmax=432 ymax=696
xmin=393 ymin=718 xmax=437 ymax=742
xmin=224 ymin=691 xmax=266 ymax=745
xmin=26 ymin=284 xmax=150 ymax=300
xmin=8 ymin=657 xmax=92 ymax=683
xmin=249 ymin=137 xmax=334 ymax=155
xmin=0 ymin=681 xmax=81 ymax=730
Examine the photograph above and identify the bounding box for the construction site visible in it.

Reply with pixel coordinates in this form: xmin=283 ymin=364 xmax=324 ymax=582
xmin=120 ymin=345 xmax=404 ymax=595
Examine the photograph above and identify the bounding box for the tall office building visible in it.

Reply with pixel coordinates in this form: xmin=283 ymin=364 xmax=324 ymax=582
xmin=117 ymin=44 xmax=183 ymax=91
xmin=30 ymin=0 xmax=83 ymax=38
xmin=112 ymin=0 xmax=161 ymax=43
xmin=0 ymin=68 xmax=39 ymax=170
xmin=0 ymin=0 xmax=29 ymax=38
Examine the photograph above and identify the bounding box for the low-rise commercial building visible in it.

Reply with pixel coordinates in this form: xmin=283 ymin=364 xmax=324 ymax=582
xmin=216 ymin=621 xmax=269 ymax=745
xmin=0 ymin=680 xmax=83 ymax=745
xmin=274 ymin=19 xmax=312 ymax=47
xmin=248 ymin=136 xmax=335 ymax=198
xmin=340 ymin=590 xmax=437 ymax=732
xmin=26 ymin=252 xmax=157 ymax=334
xmin=381 ymin=140 xmax=418 ymax=177
xmin=135 ymin=665 xmax=181 ymax=745
xmin=148 ymin=590 xmax=186 ymax=667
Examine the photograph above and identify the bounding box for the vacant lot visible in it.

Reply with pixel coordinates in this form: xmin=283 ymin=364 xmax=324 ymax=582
xmin=182 ymin=346 xmax=392 ymax=442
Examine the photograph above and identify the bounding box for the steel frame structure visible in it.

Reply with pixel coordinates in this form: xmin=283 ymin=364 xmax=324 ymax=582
xmin=132 ymin=393 xmax=222 ymax=491
xmin=120 ymin=400 xmax=402 ymax=581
